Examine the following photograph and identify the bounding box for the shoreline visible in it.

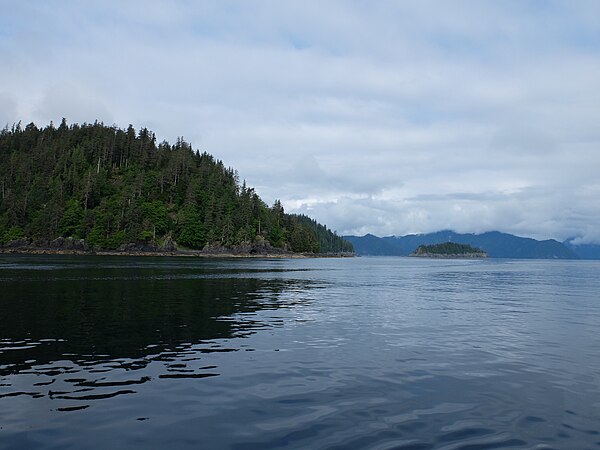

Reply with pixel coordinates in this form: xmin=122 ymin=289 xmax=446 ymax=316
xmin=409 ymin=253 xmax=488 ymax=259
xmin=0 ymin=247 xmax=354 ymax=259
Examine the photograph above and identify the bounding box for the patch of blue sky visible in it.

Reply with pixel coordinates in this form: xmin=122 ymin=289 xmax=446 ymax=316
xmin=286 ymin=35 xmax=310 ymax=51
xmin=563 ymin=29 xmax=600 ymax=53
xmin=0 ymin=14 xmax=19 ymax=38
xmin=430 ymin=33 xmax=498 ymax=59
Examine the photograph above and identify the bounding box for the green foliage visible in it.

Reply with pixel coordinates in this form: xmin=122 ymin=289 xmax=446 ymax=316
xmin=2 ymin=225 xmax=24 ymax=244
xmin=176 ymin=205 xmax=206 ymax=248
xmin=85 ymin=226 xmax=106 ymax=249
xmin=138 ymin=230 xmax=154 ymax=242
xmin=0 ymin=121 xmax=354 ymax=253
xmin=103 ymin=230 xmax=126 ymax=249
xmin=291 ymin=214 xmax=354 ymax=253
xmin=415 ymin=242 xmax=484 ymax=255
xmin=142 ymin=200 xmax=170 ymax=238
xmin=59 ymin=199 xmax=84 ymax=237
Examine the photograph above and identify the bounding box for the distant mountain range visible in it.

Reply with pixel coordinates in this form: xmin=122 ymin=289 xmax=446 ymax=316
xmin=344 ymin=230 xmax=600 ymax=259
xmin=563 ymin=239 xmax=600 ymax=260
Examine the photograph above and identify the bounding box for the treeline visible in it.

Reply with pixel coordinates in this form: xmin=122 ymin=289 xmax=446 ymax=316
xmin=0 ymin=120 xmax=353 ymax=254
xmin=415 ymin=242 xmax=483 ymax=255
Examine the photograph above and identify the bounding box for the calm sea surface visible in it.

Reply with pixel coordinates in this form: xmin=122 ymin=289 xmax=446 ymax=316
xmin=1 ymin=255 xmax=600 ymax=449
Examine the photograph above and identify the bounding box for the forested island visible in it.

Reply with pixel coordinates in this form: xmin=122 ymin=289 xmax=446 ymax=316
xmin=345 ymin=231 xmax=582 ymax=259
xmin=410 ymin=242 xmax=487 ymax=258
xmin=0 ymin=120 xmax=354 ymax=256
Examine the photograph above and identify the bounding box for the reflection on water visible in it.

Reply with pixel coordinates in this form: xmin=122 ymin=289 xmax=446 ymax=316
xmin=2 ymin=255 xmax=600 ymax=449
xmin=0 ymin=256 xmax=321 ymax=425
xmin=1 ymin=273 xmax=314 ymax=368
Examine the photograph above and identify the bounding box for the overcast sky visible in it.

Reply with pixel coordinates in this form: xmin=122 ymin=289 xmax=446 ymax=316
xmin=2 ymin=1 xmax=599 ymax=243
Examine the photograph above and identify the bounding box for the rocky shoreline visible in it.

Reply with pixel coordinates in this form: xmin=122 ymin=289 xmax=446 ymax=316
xmin=0 ymin=237 xmax=354 ymax=258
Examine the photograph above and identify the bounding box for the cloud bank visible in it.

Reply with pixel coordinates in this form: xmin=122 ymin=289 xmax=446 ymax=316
xmin=1 ymin=1 xmax=599 ymax=242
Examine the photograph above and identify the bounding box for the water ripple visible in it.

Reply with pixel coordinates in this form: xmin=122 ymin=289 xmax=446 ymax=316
xmin=1 ymin=256 xmax=600 ymax=449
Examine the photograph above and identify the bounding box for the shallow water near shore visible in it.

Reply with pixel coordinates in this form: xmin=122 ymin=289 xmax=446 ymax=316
xmin=1 ymin=255 xmax=600 ymax=449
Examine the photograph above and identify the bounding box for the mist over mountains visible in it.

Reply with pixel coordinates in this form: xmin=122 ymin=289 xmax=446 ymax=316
xmin=345 ymin=231 xmax=600 ymax=260
xmin=563 ymin=239 xmax=600 ymax=260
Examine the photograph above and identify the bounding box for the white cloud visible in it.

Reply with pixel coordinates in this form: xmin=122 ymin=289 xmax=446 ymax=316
xmin=0 ymin=92 xmax=18 ymax=128
xmin=2 ymin=1 xmax=600 ymax=242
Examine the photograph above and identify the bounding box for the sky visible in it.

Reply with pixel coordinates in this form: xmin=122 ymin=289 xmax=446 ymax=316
xmin=1 ymin=1 xmax=600 ymax=243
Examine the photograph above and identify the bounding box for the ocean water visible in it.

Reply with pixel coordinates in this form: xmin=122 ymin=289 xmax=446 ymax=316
xmin=1 ymin=255 xmax=599 ymax=449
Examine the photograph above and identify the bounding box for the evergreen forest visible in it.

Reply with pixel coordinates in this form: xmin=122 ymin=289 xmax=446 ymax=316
xmin=0 ymin=120 xmax=354 ymax=254
xmin=413 ymin=242 xmax=485 ymax=255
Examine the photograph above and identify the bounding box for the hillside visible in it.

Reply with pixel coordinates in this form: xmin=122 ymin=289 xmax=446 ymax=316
xmin=345 ymin=230 xmax=577 ymax=259
xmin=0 ymin=120 xmax=353 ymax=254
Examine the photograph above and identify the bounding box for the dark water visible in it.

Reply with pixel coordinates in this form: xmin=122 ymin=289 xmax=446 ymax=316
xmin=1 ymin=255 xmax=600 ymax=449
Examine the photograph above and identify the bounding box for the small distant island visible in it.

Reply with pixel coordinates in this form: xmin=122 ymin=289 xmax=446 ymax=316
xmin=410 ymin=242 xmax=488 ymax=259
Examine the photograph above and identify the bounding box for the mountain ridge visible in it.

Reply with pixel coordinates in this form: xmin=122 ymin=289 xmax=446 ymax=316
xmin=563 ymin=239 xmax=600 ymax=260
xmin=345 ymin=230 xmax=584 ymax=259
